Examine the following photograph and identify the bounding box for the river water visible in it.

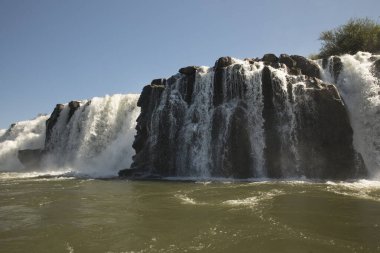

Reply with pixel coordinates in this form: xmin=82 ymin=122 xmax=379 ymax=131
xmin=1 ymin=174 xmax=380 ymax=253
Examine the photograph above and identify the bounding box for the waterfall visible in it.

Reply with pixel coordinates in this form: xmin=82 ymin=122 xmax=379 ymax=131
xmin=43 ymin=94 xmax=140 ymax=177
xmin=142 ymin=61 xmax=268 ymax=178
xmin=2 ymin=53 xmax=377 ymax=180
xmin=319 ymin=52 xmax=380 ymax=178
xmin=0 ymin=115 xmax=49 ymax=171
xmin=133 ymin=55 xmax=360 ymax=179
xmin=175 ymin=67 xmax=214 ymax=177
xmin=0 ymin=94 xmax=140 ymax=178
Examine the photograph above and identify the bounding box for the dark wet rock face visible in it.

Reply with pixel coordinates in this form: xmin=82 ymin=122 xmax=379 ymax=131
xmin=223 ymin=103 xmax=253 ymax=178
xmin=127 ymin=55 xmax=366 ymax=179
xmin=68 ymin=101 xmax=80 ymax=122
xmin=151 ymin=78 xmax=166 ymax=86
xmin=262 ymin=53 xmax=279 ymax=64
xmin=329 ymin=56 xmax=343 ymax=82
xmin=131 ymin=83 xmax=167 ymax=174
xmin=290 ymin=55 xmax=321 ymax=79
xmin=261 ymin=66 xmax=282 ymax=178
xmin=279 ymin=54 xmax=296 ymax=68
xmin=215 ymin=56 xmax=236 ymax=68
xmin=18 ymin=149 xmax=43 ymax=169
xmin=179 ymin=66 xmax=199 ymax=75
xmin=45 ymin=104 xmax=64 ymax=147
xmin=372 ymin=59 xmax=380 ymax=79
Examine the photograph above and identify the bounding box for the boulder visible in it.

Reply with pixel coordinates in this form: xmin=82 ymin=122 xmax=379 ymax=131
xmin=290 ymin=55 xmax=321 ymax=79
xmin=279 ymin=54 xmax=296 ymax=68
xmin=262 ymin=53 xmax=279 ymax=64
xmin=244 ymin=58 xmax=256 ymax=64
xmin=151 ymin=78 xmax=166 ymax=86
xmin=215 ymin=56 xmax=236 ymax=69
xmin=69 ymin=101 xmax=80 ymax=109
xmin=68 ymin=101 xmax=81 ymax=122
xmin=179 ymin=66 xmax=199 ymax=75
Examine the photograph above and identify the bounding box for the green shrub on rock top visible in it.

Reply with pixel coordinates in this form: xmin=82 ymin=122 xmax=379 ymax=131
xmin=318 ymin=18 xmax=380 ymax=58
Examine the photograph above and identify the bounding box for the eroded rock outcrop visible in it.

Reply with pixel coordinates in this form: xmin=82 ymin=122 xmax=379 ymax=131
xmin=125 ymin=54 xmax=366 ymax=179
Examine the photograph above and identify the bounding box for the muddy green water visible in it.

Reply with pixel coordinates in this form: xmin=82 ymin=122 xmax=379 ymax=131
xmin=1 ymin=175 xmax=380 ymax=253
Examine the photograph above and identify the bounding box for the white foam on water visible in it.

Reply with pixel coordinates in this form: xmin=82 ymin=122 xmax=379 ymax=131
xmin=174 ymin=194 xmax=199 ymax=205
xmin=65 ymin=242 xmax=74 ymax=253
xmin=326 ymin=179 xmax=380 ymax=202
xmin=0 ymin=171 xmax=74 ymax=180
xmin=222 ymin=189 xmax=284 ymax=208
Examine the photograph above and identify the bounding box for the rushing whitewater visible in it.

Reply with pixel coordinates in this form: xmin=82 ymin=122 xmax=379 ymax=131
xmin=0 ymin=115 xmax=49 ymax=171
xmin=148 ymin=64 xmax=265 ymax=178
xmin=319 ymin=52 xmax=380 ymax=178
xmin=0 ymin=94 xmax=140 ymax=178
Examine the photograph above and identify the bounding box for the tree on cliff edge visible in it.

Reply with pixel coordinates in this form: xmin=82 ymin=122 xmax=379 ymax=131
xmin=318 ymin=18 xmax=380 ymax=58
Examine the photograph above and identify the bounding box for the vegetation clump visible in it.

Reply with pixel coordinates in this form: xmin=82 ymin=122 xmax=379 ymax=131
xmin=318 ymin=18 xmax=380 ymax=58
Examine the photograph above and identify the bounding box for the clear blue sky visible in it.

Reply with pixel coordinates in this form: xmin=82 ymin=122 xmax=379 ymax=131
xmin=1 ymin=0 xmax=379 ymax=129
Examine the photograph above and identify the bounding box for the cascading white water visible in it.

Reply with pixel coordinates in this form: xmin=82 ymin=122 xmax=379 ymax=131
xmin=240 ymin=62 xmax=265 ymax=177
xmin=145 ymin=59 xmax=328 ymax=178
xmin=175 ymin=67 xmax=214 ymax=177
xmin=0 ymin=115 xmax=49 ymax=171
xmin=2 ymin=54 xmax=376 ymax=180
xmin=43 ymin=94 xmax=140 ymax=177
xmin=0 ymin=94 xmax=140 ymax=178
xmin=0 ymin=129 xmax=6 ymax=137
xmin=319 ymin=52 xmax=380 ymax=178
xmin=137 ymin=55 xmax=366 ymax=179
xmin=148 ymin=60 xmax=269 ymax=178
xmin=222 ymin=60 xmax=266 ymax=177
xmin=270 ymin=68 xmax=300 ymax=176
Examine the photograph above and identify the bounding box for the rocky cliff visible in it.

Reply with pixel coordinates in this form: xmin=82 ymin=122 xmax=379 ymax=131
xmin=122 ymin=54 xmax=367 ymax=179
xmin=15 ymin=53 xmax=374 ymax=180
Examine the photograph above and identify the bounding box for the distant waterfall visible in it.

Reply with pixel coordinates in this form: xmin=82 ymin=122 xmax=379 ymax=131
xmin=0 ymin=115 xmax=48 ymax=171
xmin=319 ymin=52 xmax=380 ymax=178
xmin=0 ymin=94 xmax=140 ymax=178
xmin=43 ymin=94 xmax=140 ymax=177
